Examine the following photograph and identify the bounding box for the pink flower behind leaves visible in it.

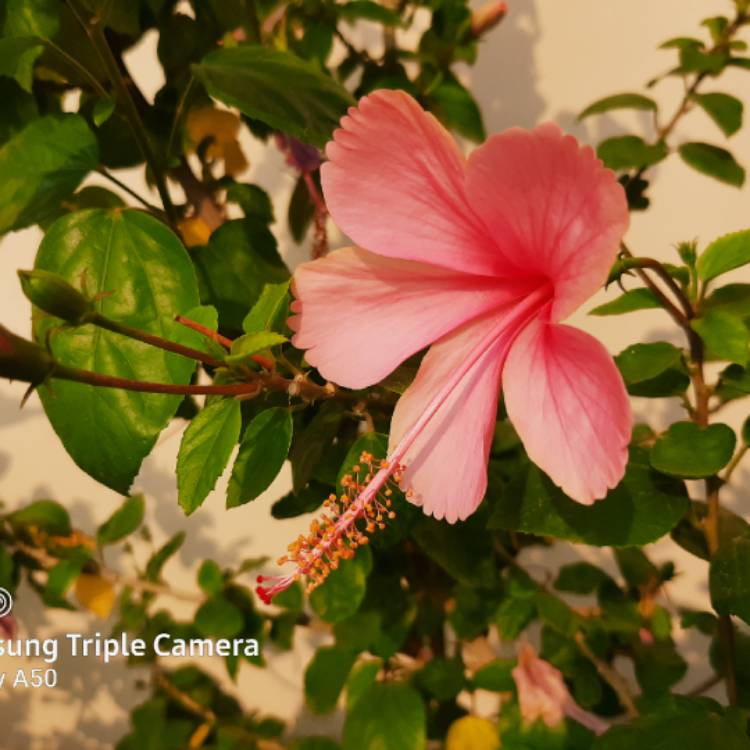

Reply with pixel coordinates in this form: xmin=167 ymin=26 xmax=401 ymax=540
xmin=290 ymin=89 xmax=631 ymax=522
xmin=512 ymin=644 xmax=608 ymax=735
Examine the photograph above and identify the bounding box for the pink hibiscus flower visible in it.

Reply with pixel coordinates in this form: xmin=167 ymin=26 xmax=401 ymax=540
xmin=512 ymin=643 xmax=609 ymax=735
xmin=256 ymin=90 xmax=631 ymax=602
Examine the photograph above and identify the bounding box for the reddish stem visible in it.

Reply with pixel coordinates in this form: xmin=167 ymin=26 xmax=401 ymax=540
xmin=175 ymin=315 xmax=275 ymax=371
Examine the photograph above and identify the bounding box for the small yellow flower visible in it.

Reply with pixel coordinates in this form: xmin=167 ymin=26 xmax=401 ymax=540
xmin=177 ymin=216 xmax=213 ymax=248
xmin=75 ymin=574 xmax=116 ymax=619
xmin=446 ymin=716 xmax=501 ymax=750
xmin=186 ymin=107 xmax=248 ymax=176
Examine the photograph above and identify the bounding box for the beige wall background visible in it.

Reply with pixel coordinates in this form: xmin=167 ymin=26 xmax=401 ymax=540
xmin=0 ymin=1 xmax=749 ymax=747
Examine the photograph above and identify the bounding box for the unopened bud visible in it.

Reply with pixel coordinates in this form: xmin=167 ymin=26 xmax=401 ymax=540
xmin=471 ymin=0 xmax=508 ymax=36
xmin=676 ymin=240 xmax=697 ymax=267
xmin=0 ymin=325 xmax=56 ymax=385
xmin=18 ymin=270 xmax=95 ymax=324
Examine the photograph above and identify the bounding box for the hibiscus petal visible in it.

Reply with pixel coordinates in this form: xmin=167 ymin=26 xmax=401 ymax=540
xmin=466 ymin=123 xmax=629 ymax=320
xmin=290 ymin=246 xmax=533 ymax=389
xmin=387 ymin=313 xmax=514 ymax=523
xmin=321 ymin=89 xmax=502 ymax=276
xmin=502 ymin=320 xmax=631 ymax=504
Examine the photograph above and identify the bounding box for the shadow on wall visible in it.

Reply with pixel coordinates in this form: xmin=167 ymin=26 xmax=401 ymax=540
xmin=468 ymin=0 xmax=544 ymax=132
xmin=0 ymin=389 xmax=40 ymax=430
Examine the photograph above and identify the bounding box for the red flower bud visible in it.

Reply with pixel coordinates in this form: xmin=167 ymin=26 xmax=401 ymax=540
xmin=0 ymin=325 xmax=56 ymax=386
xmin=471 ymin=0 xmax=508 ymax=36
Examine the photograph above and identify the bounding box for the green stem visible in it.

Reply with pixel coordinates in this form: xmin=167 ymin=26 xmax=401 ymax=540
xmin=68 ymin=1 xmax=176 ymax=224
xmin=166 ymin=76 xmax=195 ymax=161
xmin=42 ymin=39 xmax=111 ymax=99
xmin=96 ymin=168 xmax=164 ymax=214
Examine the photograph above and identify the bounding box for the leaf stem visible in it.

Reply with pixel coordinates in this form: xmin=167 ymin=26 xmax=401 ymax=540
xmin=574 ymin=632 xmax=639 ymax=719
xmin=96 ymin=168 xmax=164 ymax=214
xmin=68 ymin=1 xmax=176 ymax=223
xmin=175 ymin=315 xmax=232 ymax=349
xmin=174 ymin=315 xmax=275 ymax=371
xmin=90 ymin=313 xmax=226 ymax=369
xmin=42 ymin=39 xmax=111 ymax=100
xmin=690 ymin=337 xmax=738 ymax=705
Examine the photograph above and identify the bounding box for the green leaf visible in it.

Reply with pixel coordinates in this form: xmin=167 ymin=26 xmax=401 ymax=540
xmin=651 ymin=422 xmax=736 ymax=478
xmin=694 ymin=93 xmax=743 ymax=137
xmin=0 ymin=36 xmax=44 ymax=92
xmin=710 ymin=533 xmax=750 ymax=625
xmin=697 ymin=229 xmax=750 ymax=281
xmin=80 ymin=0 xmax=139 ymax=35
xmin=594 ymin=701 xmax=750 ymax=750
xmin=291 ymin=739 xmax=341 ymax=750
xmin=291 ymin=401 xmax=346 ymax=492
xmin=471 ymin=660 xmax=515 ymax=691
xmin=347 ymin=660 xmax=381 ymax=709
xmin=194 ymin=595 xmax=244 ymax=638
xmin=579 ymin=93 xmax=657 ymax=119
xmin=334 ymin=611 xmax=382 ymax=653
xmin=44 ymin=558 xmax=84 ymax=607
xmin=597 ymin=136 xmax=668 ymax=170
xmin=535 ymin=592 xmax=581 ymax=637
xmin=672 ymin=500 xmax=750 ymax=561
xmin=305 ymin=645 xmax=357 ymax=714
xmin=192 ymin=219 xmax=289 ymax=331
xmin=226 ymin=408 xmax=293 ymax=508
xmin=242 ymin=281 xmax=290 ymax=334
xmin=338 ymin=1 xmax=402 ymax=26
xmin=0 ymin=78 xmax=38 ymax=145
xmin=660 ymin=37 xmax=703 ymax=50
xmin=415 ymin=658 xmax=465 ymax=700
xmin=2 ymin=0 xmax=59 ymax=91
xmin=225 ymin=331 xmax=288 ymax=366
xmin=615 ymin=547 xmax=659 ymax=588
xmin=343 ymin=682 xmax=426 ymax=750
xmin=488 ymin=448 xmax=689 ymax=546
xmin=8 ymin=499 xmax=71 ymax=535
xmin=197 ymin=560 xmax=224 ymax=595
xmin=691 ymin=309 xmax=749 ymax=364
xmin=272 ymin=481 xmax=328 ymax=519
xmin=97 ymin=494 xmax=144 ymax=545
xmin=703 ymin=283 xmax=750 ymax=317
xmin=177 ymin=398 xmax=242 ymax=515
xmin=92 ymin=98 xmax=116 ymax=127
xmin=633 ymin=641 xmax=687 ymax=695
xmin=34 ymin=209 xmax=200 ymax=493
xmin=310 ymin=546 xmax=372 ymax=623
xmin=615 ymin=342 xmax=689 ymax=397
xmin=0 ymin=115 xmax=98 ymax=234
xmin=680 ymin=45 xmax=730 ymax=75
xmin=717 ymin=364 xmax=750 ymax=402
xmin=4 ymin=0 xmax=59 ymax=38
xmin=288 ymin=173 xmax=315 ymax=243
xmin=226 ymin=183 xmax=274 ymax=224
xmin=679 ymin=142 xmax=745 ymax=187
xmin=146 ymin=532 xmax=185 ymax=582
xmin=193 ymin=45 xmax=354 ymax=148
xmin=494 ymin=595 xmax=536 ymax=640
xmin=554 ymin=562 xmax=610 ymax=594
xmin=425 ymin=74 xmax=485 ymax=142
xmin=590 ymin=288 xmax=660 ymax=316
xmin=412 ymin=515 xmax=496 ymax=587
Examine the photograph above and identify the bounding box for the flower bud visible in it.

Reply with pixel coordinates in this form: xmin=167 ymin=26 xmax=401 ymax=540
xmin=18 ymin=269 xmax=95 ymax=324
xmin=676 ymin=241 xmax=697 ymax=267
xmin=0 ymin=325 xmax=56 ymax=385
xmin=471 ymin=0 xmax=508 ymax=36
